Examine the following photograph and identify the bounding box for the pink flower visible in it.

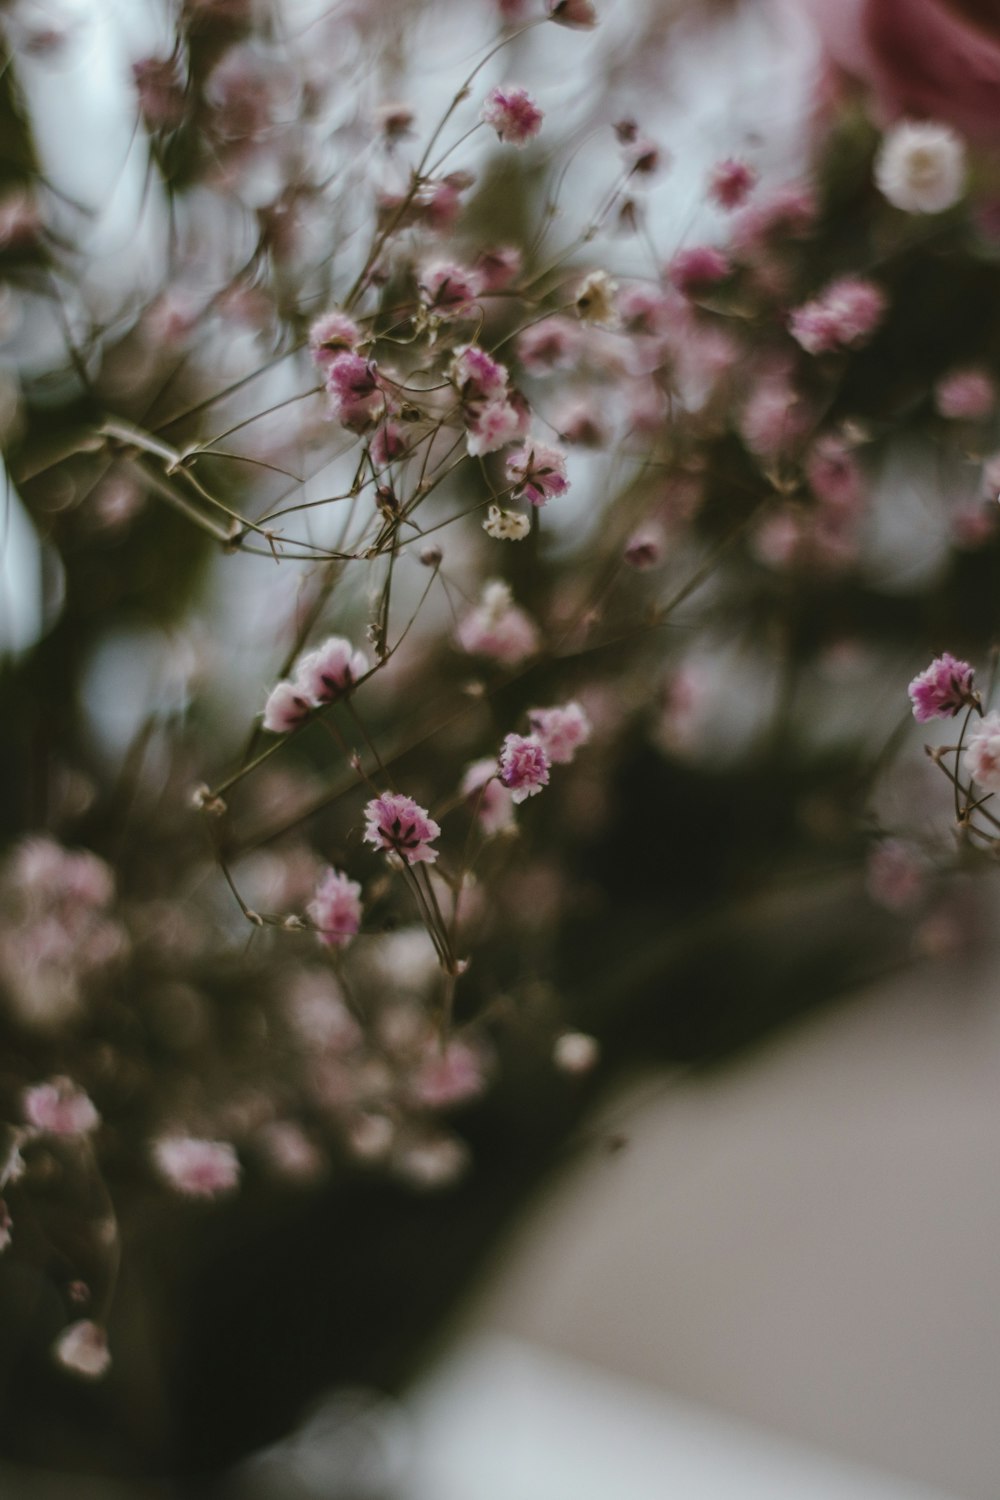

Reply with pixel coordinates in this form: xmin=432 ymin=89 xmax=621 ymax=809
xmin=731 ymin=182 xmax=817 ymax=253
xmin=452 ymin=344 xmax=510 ymax=404
xmin=866 ymin=839 xmax=927 ymax=912
xmin=965 ymin=711 xmax=1000 ymax=791
xmin=23 ymin=1078 xmax=99 ymax=1137
xmin=309 ymin=310 xmax=362 ymax=372
xmin=498 ymin=733 xmax=550 ymax=803
xmin=294 ymin=636 xmax=368 ymax=704
xmin=934 ymin=367 xmax=996 ymax=421
xmin=420 ymin=261 xmax=482 ymax=317
xmin=370 ymin=421 xmax=408 ymax=466
xmin=263 ymin=680 xmax=313 ymax=733
xmin=907 ymin=652 xmax=978 ymax=721
xmin=668 ymin=246 xmax=731 ymax=297
xmin=740 ymin=377 xmax=811 ymax=460
xmin=624 ymin=525 xmax=666 ymax=570
xmin=482 ymin=85 xmax=543 ymax=147
xmin=476 ymin=245 xmax=522 ymax=291
xmin=707 ymin=157 xmax=757 ymax=210
xmin=411 ymin=1038 xmax=486 ymax=1108
xmin=618 ymin=283 xmax=672 ymax=338
xmin=505 ymin=439 xmax=569 ymax=505
xmin=458 ymin=581 xmax=540 ymax=665
xmin=527 ymin=702 xmax=592 ymax=764
xmin=466 ymin=400 xmax=523 ymax=456
xmin=789 ymin=277 xmax=886 ymax=355
xmin=326 ymin=353 xmax=388 ymax=432
xmin=548 ymin=0 xmax=598 ymax=27
xmin=364 ymin=793 xmax=441 ymax=865
xmin=517 ymin=317 xmax=580 ymax=375
xmin=53 ymin=1321 xmax=111 ymax=1379
xmin=555 ymin=399 xmax=608 ymax=448
xmin=462 ymin=758 xmax=516 ymax=834
xmin=806 ymin=435 xmax=865 ymax=510
xmin=152 ymin=1135 xmax=241 ymax=1198
xmin=306 ymin=867 xmax=363 ymax=947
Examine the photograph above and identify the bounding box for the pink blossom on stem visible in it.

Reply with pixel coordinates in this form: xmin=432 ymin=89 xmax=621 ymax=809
xmin=23 ymin=1078 xmax=99 ymax=1137
xmin=476 ymin=245 xmax=522 ymax=291
xmin=458 ymin=581 xmax=540 ymax=664
xmin=452 ymin=344 xmax=509 ymax=404
xmin=420 ymin=260 xmax=482 ymax=317
xmin=153 ymin=1135 xmax=241 ymax=1198
xmin=555 ymin=398 xmax=608 ymax=447
xmin=482 ymin=85 xmax=543 ymax=147
xmin=308 ymin=310 xmax=362 ymax=372
xmin=498 ymin=733 xmax=551 ymax=802
xmin=907 ymin=652 xmax=978 ymax=721
xmin=789 ymin=277 xmax=886 ymax=355
xmin=668 ymin=246 xmax=730 ymax=297
xmin=707 ymin=157 xmax=757 ymax=210
xmin=306 ymin=867 xmax=363 ymax=947
xmin=527 ymin=702 xmax=592 ymax=764
xmin=731 ymin=182 xmax=817 ymax=253
xmin=370 ymin=421 xmax=408 ymax=466
xmin=466 ymin=400 xmax=523 ymax=456
xmin=364 ymin=793 xmax=441 ymax=865
xmin=263 ymin=680 xmax=313 ymax=733
xmin=964 ymin=710 xmax=1000 ymax=792
xmin=326 ymin=353 xmax=388 ymax=432
xmin=53 ymin=1321 xmax=111 ymax=1379
xmin=934 ymin=367 xmax=996 ymax=420
xmin=462 ymin=758 xmax=516 ymax=835
xmin=517 ymin=317 xmax=581 ymax=374
xmin=294 ymin=636 xmax=368 ymax=704
xmin=505 ymin=439 xmax=569 ymax=505
xmin=618 ymin=283 xmax=672 ymax=338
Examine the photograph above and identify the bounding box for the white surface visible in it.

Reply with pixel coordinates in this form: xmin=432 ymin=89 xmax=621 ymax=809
xmin=408 ymin=1333 xmax=961 ymax=1500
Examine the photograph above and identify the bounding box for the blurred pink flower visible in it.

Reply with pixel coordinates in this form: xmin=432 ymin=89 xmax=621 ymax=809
xmin=263 ymin=680 xmax=313 ymax=734
xmin=934 ymin=367 xmax=996 ymax=421
xmin=307 ymin=868 xmax=363 ymax=947
xmin=462 ymin=759 xmax=516 ymax=834
xmin=24 ymin=1078 xmax=99 ymax=1137
xmin=458 ymin=582 xmax=540 ymax=664
xmin=527 ymin=702 xmax=592 ymax=764
xmin=964 ymin=710 xmax=1000 ymax=791
xmin=153 ymin=1136 xmax=241 ymax=1198
xmin=707 ymin=157 xmax=757 ymax=211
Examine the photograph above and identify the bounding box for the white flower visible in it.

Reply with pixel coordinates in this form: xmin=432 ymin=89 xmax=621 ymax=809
xmin=483 ymin=505 xmax=530 ymax=541
xmin=574 ymin=270 xmax=618 ymax=326
xmin=874 ymin=121 xmax=966 ymax=215
xmin=53 ymin=1320 xmax=111 ymax=1379
xmin=964 ymin=710 xmax=1000 ymax=792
